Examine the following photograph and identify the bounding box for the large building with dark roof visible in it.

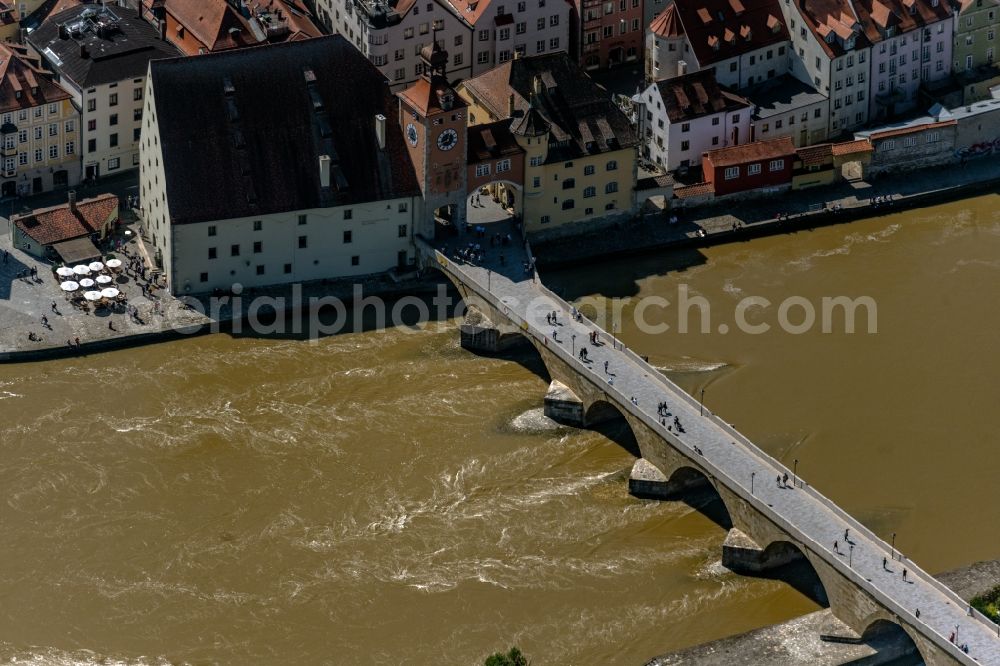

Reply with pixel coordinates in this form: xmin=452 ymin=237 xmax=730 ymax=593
xmin=458 ymin=52 xmax=640 ymax=236
xmin=27 ymin=3 xmax=180 ymax=180
xmin=140 ymin=35 xmax=423 ymax=295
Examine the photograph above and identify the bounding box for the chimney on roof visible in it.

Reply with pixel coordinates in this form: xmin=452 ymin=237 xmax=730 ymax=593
xmin=375 ymin=113 xmax=386 ymax=150
xmin=159 ymin=19 xmax=167 ymax=41
xmin=507 ymin=93 xmax=515 ymax=118
xmin=68 ymin=190 xmax=76 ymax=213
xmin=319 ymin=155 xmax=331 ymax=188
xmin=533 ymin=74 xmax=543 ymax=97
xmin=678 ymin=60 xmax=688 ymax=76
xmin=80 ymin=44 xmax=89 ymax=59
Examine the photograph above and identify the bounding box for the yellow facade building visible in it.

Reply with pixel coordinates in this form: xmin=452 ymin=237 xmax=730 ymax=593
xmin=0 ymin=43 xmax=81 ymax=196
xmin=459 ymin=53 xmax=638 ymax=238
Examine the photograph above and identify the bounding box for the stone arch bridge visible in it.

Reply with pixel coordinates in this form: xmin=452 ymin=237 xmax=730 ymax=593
xmin=415 ymin=233 xmax=1000 ymax=666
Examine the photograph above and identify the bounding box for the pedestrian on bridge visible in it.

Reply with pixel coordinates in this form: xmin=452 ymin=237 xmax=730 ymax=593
xmin=834 ymin=541 xmax=840 ymax=554
xmin=776 ymin=475 xmax=782 ymax=488
xmin=903 ymin=568 xmax=908 ymax=582
xmin=883 ymin=557 xmax=889 ymax=571
xmin=604 ymin=361 xmax=609 ymax=374
xmin=844 ymin=528 xmax=850 ymax=542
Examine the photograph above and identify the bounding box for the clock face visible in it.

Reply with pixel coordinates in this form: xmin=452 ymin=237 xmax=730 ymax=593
xmin=406 ymin=123 xmax=418 ymax=147
xmin=436 ymin=128 xmax=458 ymax=151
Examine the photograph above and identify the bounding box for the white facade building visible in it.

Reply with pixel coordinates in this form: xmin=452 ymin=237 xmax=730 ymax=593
xmin=314 ymin=0 xmax=569 ymax=90
xmin=858 ymin=0 xmax=953 ymax=121
xmin=782 ymin=0 xmax=873 ymax=135
xmin=637 ymin=68 xmax=752 ymax=170
xmin=28 ymin=4 xmax=179 ymax=180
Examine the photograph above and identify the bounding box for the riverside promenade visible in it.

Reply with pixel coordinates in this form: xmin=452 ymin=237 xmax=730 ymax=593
xmin=536 ymin=151 xmax=1000 ymax=267
xmin=421 ymin=228 xmax=1000 ymax=666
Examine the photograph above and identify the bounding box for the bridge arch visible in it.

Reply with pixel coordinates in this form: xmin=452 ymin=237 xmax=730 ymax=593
xmin=861 ymin=618 xmax=923 ymax=662
xmin=757 ymin=539 xmax=830 ymax=607
xmin=583 ymin=398 xmax=625 ymax=426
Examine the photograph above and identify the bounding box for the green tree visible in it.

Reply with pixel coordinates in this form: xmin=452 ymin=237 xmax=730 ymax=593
xmin=484 ymin=646 xmax=529 ymax=666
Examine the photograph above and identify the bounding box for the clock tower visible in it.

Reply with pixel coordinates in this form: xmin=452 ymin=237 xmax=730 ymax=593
xmin=397 ymin=37 xmax=468 ymax=234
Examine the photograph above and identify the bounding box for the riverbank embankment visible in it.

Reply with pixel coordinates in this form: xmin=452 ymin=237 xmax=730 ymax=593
xmin=535 ymin=154 xmax=1000 ymax=269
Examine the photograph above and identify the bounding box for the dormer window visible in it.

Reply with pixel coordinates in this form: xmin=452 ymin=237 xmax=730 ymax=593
xmin=846 ymin=36 xmax=854 ymax=48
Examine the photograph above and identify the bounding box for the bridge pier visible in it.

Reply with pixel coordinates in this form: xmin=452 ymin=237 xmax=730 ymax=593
xmin=543 ymin=380 xmax=586 ymax=426
xmin=722 ymin=528 xmax=805 ymax=574
xmin=459 ymin=324 xmax=526 ymax=353
xmin=629 ymin=459 xmax=711 ymax=499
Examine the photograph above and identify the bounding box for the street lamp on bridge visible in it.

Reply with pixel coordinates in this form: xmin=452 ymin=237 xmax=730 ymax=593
xmin=891 ymin=532 xmax=896 ymax=561
xmin=751 ymin=471 xmax=755 ymax=496
xmin=572 ymin=333 xmax=576 ymax=356
xmin=793 ymin=458 xmax=798 ymax=488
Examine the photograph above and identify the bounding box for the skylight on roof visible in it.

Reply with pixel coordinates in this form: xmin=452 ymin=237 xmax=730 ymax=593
xmin=42 ymin=47 xmax=62 ymax=67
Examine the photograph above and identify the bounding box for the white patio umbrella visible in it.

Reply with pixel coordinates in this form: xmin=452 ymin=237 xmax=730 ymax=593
xmin=56 ymin=266 xmax=75 ymax=278
xmin=73 ymin=265 xmax=91 ymax=276
xmin=101 ymin=287 xmax=120 ymax=299
xmin=88 ymin=261 xmax=105 ymax=272
xmin=105 ymin=258 xmax=122 ymax=269
xmin=96 ymin=275 xmax=112 ymax=285
xmin=79 ymin=278 xmax=95 ymax=288
xmin=84 ymin=291 xmax=102 ymax=301
xmin=59 ymin=281 xmax=79 ymax=292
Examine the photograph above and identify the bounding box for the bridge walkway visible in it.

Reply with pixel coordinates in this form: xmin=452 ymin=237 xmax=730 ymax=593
xmin=418 ymin=224 xmax=1000 ymax=666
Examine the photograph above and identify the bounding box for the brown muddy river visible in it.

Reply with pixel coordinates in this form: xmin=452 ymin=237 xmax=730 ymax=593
xmin=1 ymin=194 xmax=998 ymax=665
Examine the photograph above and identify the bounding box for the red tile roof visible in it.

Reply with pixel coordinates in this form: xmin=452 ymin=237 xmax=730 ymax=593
xmin=670 ymin=0 xmax=790 ymax=66
xmin=704 ymin=136 xmax=796 ymax=166
xmin=13 ymin=194 xmax=118 ymax=246
xmin=796 ymin=143 xmax=833 ymax=165
xmin=852 ymin=0 xmax=951 ymax=46
xmin=831 ymin=138 xmax=873 ymax=155
xmin=142 ymin=0 xmax=321 ymax=54
xmin=0 ymin=43 xmax=71 ymax=115
xmin=869 ymin=119 xmax=957 ymax=140
xmin=675 ymin=181 xmax=715 ymax=197
xmin=650 ymin=5 xmax=684 ymax=37
xmin=792 ymin=0 xmax=870 ymax=58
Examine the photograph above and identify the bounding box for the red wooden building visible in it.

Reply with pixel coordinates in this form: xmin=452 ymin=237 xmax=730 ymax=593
xmin=702 ymin=136 xmax=795 ymax=196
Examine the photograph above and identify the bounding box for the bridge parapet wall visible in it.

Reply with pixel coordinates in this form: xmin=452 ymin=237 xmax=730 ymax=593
xmin=424 ymin=244 xmax=991 ymax=666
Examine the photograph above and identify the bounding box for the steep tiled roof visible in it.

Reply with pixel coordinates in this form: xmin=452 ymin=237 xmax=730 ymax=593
xmin=28 ymin=4 xmax=180 ymax=87
xmin=0 ymin=43 xmax=71 ymax=115
xmin=851 ymin=0 xmax=951 ymax=45
xmin=398 ymin=46 xmax=468 ymax=117
xmin=461 ymin=53 xmax=637 ymax=161
xmin=650 ymin=4 xmax=684 ymax=37
xmin=704 ymin=135 xmax=796 ymax=165
xmin=792 ymin=0 xmax=870 ymax=57
xmin=149 ymin=36 xmax=420 ymax=226
xmin=654 ymin=68 xmax=751 ymax=123
xmin=443 ymin=0 xmax=494 ymax=26
xmin=13 ymin=193 xmax=117 ymax=246
xmin=468 ymin=119 xmax=524 ymax=161
xmin=668 ymin=0 xmax=789 ymax=66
